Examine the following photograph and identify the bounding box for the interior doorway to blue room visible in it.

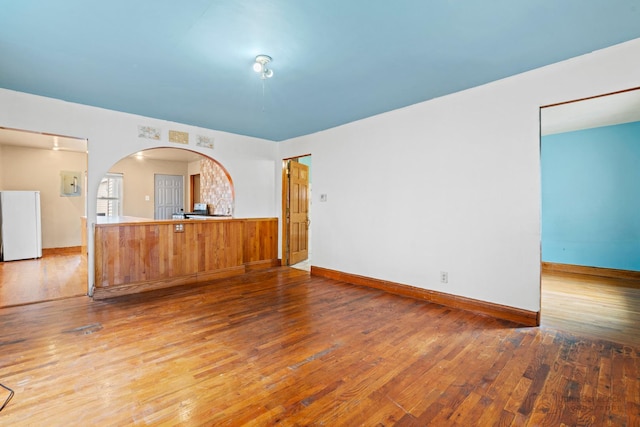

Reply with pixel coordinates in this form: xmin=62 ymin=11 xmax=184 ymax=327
xmin=539 ymin=87 xmax=640 ymax=344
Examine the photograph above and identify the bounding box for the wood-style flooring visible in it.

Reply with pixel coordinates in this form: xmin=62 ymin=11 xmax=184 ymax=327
xmin=0 ymin=252 xmax=87 ymax=308
xmin=0 ymin=264 xmax=638 ymax=425
xmin=541 ymin=270 xmax=640 ymax=348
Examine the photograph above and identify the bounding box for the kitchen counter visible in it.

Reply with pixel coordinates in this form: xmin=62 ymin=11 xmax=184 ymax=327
xmin=96 ymin=215 xmax=154 ymax=224
xmin=176 ymin=213 xmax=233 ymax=220
xmin=94 ymin=215 xmax=240 ymax=226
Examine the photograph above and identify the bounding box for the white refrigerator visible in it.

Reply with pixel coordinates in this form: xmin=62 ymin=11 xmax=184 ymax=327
xmin=0 ymin=191 xmax=43 ymax=261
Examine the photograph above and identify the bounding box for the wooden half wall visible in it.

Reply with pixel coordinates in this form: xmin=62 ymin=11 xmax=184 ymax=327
xmin=93 ymin=218 xmax=278 ymax=299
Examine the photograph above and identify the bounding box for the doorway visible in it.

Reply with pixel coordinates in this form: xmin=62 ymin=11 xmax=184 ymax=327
xmin=0 ymin=127 xmax=88 ymax=307
xmin=539 ymin=88 xmax=640 ymax=340
xmin=282 ymin=155 xmax=311 ymax=270
xmin=190 ymin=173 xmax=201 ymax=209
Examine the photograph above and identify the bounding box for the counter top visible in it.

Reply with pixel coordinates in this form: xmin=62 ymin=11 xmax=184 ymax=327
xmin=92 ymin=216 xmax=275 ymax=226
xmin=96 ymin=216 xmax=155 ymax=224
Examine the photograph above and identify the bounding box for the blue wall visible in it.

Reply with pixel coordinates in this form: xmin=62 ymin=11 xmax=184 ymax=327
xmin=541 ymin=121 xmax=640 ymax=271
xmin=298 ymin=155 xmax=312 ymax=183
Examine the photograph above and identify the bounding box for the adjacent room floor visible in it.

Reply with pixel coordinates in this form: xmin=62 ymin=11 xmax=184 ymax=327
xmin=541 ymin=270 xmax=640 ymax=348
xmin=0 ymin=252 xmax=86 ymax=308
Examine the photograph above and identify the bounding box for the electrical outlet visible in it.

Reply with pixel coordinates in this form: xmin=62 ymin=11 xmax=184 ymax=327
xmin=440 ymin=271 xmax=448 ymax=284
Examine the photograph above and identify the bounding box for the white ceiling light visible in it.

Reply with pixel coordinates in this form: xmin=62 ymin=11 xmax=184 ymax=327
xmin=253 ymin=55 xmax=273 ymax=79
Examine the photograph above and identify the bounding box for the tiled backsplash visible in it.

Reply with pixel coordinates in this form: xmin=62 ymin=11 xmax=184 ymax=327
xmin=200 ymin=158 xmax=234 ymax=215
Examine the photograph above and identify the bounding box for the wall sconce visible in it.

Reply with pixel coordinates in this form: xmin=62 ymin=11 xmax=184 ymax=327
xmin=253 ymin=55 xmax=273 ymax=79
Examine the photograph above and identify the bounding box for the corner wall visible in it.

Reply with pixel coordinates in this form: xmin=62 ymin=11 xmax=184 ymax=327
xmin=277 ymin=38 xmax=640 ymax=313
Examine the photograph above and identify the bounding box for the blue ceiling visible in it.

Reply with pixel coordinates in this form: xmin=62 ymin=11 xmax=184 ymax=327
xmin=1 ymin=1 xmax=639 ymax=141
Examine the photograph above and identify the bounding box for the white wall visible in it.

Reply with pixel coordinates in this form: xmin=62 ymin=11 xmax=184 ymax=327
xmin=278 ymin=38 xmax=640 ymax=313
xmin=0 ymin=89 xmax=277 ymax=293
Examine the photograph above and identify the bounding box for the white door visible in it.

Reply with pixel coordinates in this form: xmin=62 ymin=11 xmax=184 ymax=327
xmin=154 ymin=174 xmax=184 ymax=219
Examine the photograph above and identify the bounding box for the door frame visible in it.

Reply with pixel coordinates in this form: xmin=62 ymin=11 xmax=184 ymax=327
xmin=190 ymin=173 xmax=201 ymax=212
xmin=538 ymin=86 xmax=640 ymax=325
xmin=281 ymin=154 xmax=311 ymax=266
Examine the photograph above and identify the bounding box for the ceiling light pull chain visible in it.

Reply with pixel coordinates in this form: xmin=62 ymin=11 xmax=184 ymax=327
xmin=262 ymin=78 xmax=266 ymax=113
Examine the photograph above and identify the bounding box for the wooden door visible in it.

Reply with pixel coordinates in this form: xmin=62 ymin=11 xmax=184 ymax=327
xmin=287 ymin=161 xmax=310 ymax=265
xmin=190 ymin=174 xmax=201 ymax=210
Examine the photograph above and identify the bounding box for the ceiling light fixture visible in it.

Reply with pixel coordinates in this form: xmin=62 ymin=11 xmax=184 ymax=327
xmin=253 ymin=55 xmax=273 ymax=79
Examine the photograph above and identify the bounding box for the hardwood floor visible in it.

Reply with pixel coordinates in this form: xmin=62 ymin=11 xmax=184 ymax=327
xmin=0 ymin=252 xmax=87 ymax=308
xmin=0 ymin=267 xmax=638 ymax=425
xmin=541 ymin=270 xmax=640 ymax=348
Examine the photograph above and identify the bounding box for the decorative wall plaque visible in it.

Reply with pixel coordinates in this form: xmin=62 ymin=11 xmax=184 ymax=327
xmin=196 ymin=135 xmax=214 ymax=149
xmin=137 ymin=125 xmax=161 ymax=140
xmin=168 ymin=130 xmax=189 ymax=144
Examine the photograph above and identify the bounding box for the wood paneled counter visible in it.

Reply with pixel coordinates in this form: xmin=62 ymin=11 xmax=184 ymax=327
xmin=93 ymin=217 xmax=278 ymax=299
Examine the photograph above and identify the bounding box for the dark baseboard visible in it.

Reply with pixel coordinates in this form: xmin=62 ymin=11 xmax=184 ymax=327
xmin=311 ymin=266 xmax=539 ymax=327
xmin=542 ymin=262 xmax=640 ymax=282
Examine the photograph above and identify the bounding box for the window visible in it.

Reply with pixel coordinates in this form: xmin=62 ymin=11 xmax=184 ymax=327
xmin=96 ymin=173 xmax=123 ymax=216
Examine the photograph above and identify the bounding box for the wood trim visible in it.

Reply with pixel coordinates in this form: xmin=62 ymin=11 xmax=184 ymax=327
xmin=311 ymin=266 xmax=539 ymax=327
xmin=542 ymin=262 xmax=640 ymax=282
xmin=93 ymin=274 xmax=199 ymax=300
xmin=43 ymin=246 xmax=82 ymax=256
xmin=282 ymin=153 xmax=312 ymax=161
xmin=281 ymin=159 xmax=289 ymax=266
xmin=195 ymin=265 xmax=246 ymax=283
xmin=541 ymin=86 xmax=640 ymax=109
xmin=92 ymin=266 xmax=247 ymax=300
xmin=245 ymin=259 xmax=281 ymax=272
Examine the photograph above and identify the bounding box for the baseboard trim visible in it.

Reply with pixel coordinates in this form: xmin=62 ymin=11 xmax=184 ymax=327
xmin=245 ymin=259 xmax=281 ymax=272
xmin=311 ymin=266 xmax=539 ymax=327
xmin=43 ymin=246 xmax=82 ymax=255
xmin=542 ymin=262 xmax=640 ymax=281
xmin=92 ymin=266 xmax=246 ymax=300
xmin=93 ymin=259 xmax=281 ymax=300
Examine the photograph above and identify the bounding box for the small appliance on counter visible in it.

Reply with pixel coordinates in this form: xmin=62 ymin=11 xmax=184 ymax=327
xmin=173 ymin=203 xmax=211 ymax=219
xmin=172 ymin=203 xmax=231 ymax=219
xmin=192 ymin=203 xmax=208 ymax=215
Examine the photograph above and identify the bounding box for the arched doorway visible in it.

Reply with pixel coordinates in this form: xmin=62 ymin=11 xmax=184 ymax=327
xmin=97 ymin=148 xmax=234 ymax=220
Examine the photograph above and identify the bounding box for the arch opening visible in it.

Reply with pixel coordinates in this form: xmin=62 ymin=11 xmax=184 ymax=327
xmin=96 ymin=147 xmax=234 ymax=219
